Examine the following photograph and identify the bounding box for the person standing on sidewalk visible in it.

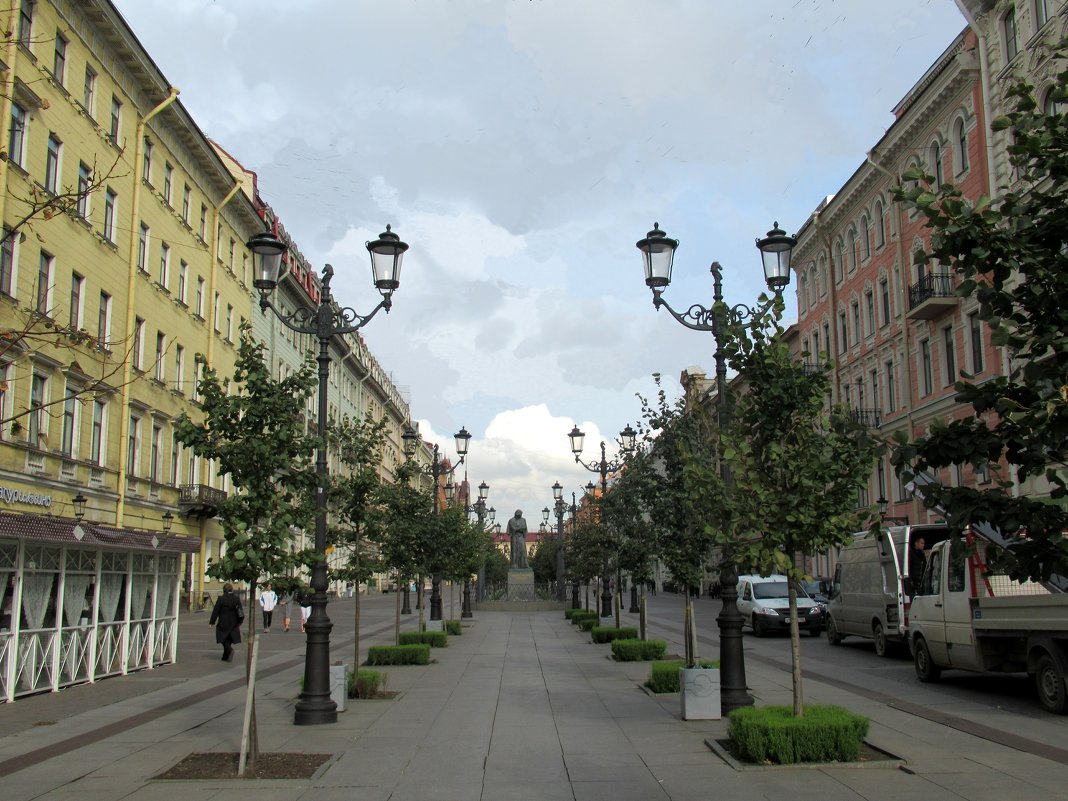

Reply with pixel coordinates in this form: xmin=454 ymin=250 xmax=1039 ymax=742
xmin=209 ymin=583 xmax=243 ymax=662
xmin=259 ymin=583 xmax=278 ymax=632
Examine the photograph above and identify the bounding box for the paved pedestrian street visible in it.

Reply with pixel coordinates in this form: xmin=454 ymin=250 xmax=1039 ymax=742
xmin=1 ymin=592 xmax=1066 ymax=800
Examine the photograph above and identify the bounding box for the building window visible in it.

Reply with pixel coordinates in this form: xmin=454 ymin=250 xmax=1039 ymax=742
xmin=822 ymin=322 xmax=831 ymax=358
xmin=225 ymin=304 xmax=234 ymax=342
xmin=930 ymin=141 xmax=944 ymax=189
xmin=36 ymin=251 xmax=52 ymax=315
xmin=45 ymin=134 xmax=61 ymax=193
xmin=159 ymin=242 xmax=170 ymax=287
xmin=178 ymin=261 xmax=188 ymax=303
xmin=195 ymin=277 xmax=205 ymax=318
xmin=860 ymin=215 xmax=871 ymax=261
xmin=17 ymin=0 xmax=33 ymax=47
xmin=154 ymin=332 xmax=166 ymax=382
xmin=968 ymin=311 xmax=984 ymax=373
xmin=921 ymin=339 xmax=933 ymax=396
xmin=977 ymin=461 xmax=991 ymax=484
xmin=103 ymin=189 xmax=117 ymax=242
xmin=77 ymin=163 xmax=92 ymax=218
xmin=171 ymin=433 xmax=180 ymax=486
xmin=182 ymin=184 xmax=191 ymax=224
xmin=199 ymin=204 xmax=207 ymax=241
xmin=874 ymin=201 xmax=885 ymax=248
xmin=885 ymin=361 xmax=896 ymax=412
xmin=1036 ymin=0 xmax=1050 ymax=29
xmin=241 ymin=253 xmax=248 ymax=286
xmin=1004 ymin=8 xmax=1019 ymax=63
xmin=133 ymin=317 xmax=145 ymax=370
xmin=142 ymin=137 xmax=154 ymax=183
xmin=97 ymin=290 xmax=111 ymax=349
xmin=954 ymin=119 xmax=969 ymax=174
xmin=174 ymin=344 xmax=185 ymax=393
xmin=53 ymin=32 xmax=67 ymax=84
xmin=192 ymin=361 xmax=203 ymax=403
xmin=83 ymin=65 xmax=97 ymax=116
xmin=943 ymin=326 xmax=956 ymax=386
xmin=9 ymin=102 xmax=27 ymax=168
xmin=69 ymin=272 xmax=83 ymax=329
xmin=852 ymin=301 xmax=861 ymax=343
xmin=29 ymin=372 xmax=46 ymax=445
xmin=847 ymin=229 xmax=857 ymax=272
xmin=879 ymin=277 xmax=891 ymax=325
xmin=90 ymin=399 xmax=106 ymax=465
xmin=865 ymin=291 xmax=875 ymax=336
xmin=61 ymin=386 xmax=77 ymax=458
xmin=150 ymin=424 xmax=162 ymax=484
xmin=127 ymin=414 xmax=141 ymax=477
xmin=839 ymin=311 xmax=848 ymax=352
xmin=137 ymin=223 xmax=149 ymax=272
xmin=834 ymin=241 xmax=844 ymax=283
xmin=213 ymin=292 xmax=220 ymax=332
xmin=0 ymin=229 xmax=14 ymax=297
xmin=109 ymin=95 xmax=122 ymax=145
xmin=163 ymin=162 xmax=173 ymax=205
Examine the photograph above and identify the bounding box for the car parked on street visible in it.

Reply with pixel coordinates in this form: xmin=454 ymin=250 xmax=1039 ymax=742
xmin=736 ymin=574 xmax=823 ymax=637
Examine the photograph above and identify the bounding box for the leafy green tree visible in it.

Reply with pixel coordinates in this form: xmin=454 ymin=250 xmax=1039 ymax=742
xmin=528 ymin=536 xmax=560 ymax=585
xmin=328 ymin=413 xmax=388 ymax=670
xmin=630 ymin=378 xmax=727 ymax=665
xmin=891 ymin=53 xmax=1068 ymax=583
xmin=601 ymin=463 xmax=658 ymax=639
xmin=483 ymin=547 xmax=510 ymax=588
xmin=722 ymin=314 xmax=880 ymax=717
xmin=565 ymin=516 xmax=609 ymax=611
xmin=174 ymin=325 xmax=316 ymax=767
xmin=370 ymin=460 xmax=435 ymax=642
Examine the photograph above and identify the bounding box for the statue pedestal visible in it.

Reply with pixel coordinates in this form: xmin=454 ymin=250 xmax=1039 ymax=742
xmin=508 ymin=568 xmax=535 ymax=589
xmin=477 ymin=568 xmax=563 ymax=611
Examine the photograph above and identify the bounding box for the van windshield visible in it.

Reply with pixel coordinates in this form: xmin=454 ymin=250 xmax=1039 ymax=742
xmin=753 ymin=581 xmax=791 ymax=599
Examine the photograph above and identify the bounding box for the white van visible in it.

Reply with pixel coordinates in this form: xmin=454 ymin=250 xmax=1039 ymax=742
xmin=825 ymin=523 xmax=946 ymax=656
xmin=736 ymin=574 xmax=824 ymax=637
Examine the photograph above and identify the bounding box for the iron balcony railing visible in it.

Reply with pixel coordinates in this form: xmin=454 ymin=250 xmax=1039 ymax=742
xmin=908 ymin=272 xmax=954 ymax=309
xmin=849 ymin=408 xmax=882 ymax=428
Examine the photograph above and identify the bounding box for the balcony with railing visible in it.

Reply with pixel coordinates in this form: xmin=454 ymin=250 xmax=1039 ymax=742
xmin=178 ymin=484 xmax=227 ymax=518
xmin=849 ymin=408 xmax=882 ymax=428
xmin=906 ymin=272 xmax=957 ymax=320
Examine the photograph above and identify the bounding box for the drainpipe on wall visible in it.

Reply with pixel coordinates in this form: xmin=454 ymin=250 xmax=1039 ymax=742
xmin=0 ymin=6 xmax=21 ymax=229
xmin=115 ymin=87 xmax=180 ymax=526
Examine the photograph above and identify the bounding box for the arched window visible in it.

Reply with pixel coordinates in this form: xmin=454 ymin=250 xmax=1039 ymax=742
xmin=1043 ymin=88 xmax=1063 ymax=117
xmin=860 ymin=215 xmax=871 ymax=261
xmin=873 ymin=200 xmax=886 ymax=248
xmin=818 ymin=254 xmax=828 ymax=296
xmin=798 ymin=275 xmax=808 ymax=313
xmin=1003 ymin=8 xmax=1019 ymax=64
xmin=808 ymin=265 xmax=817 ymax=307
xmin=847 ymin=229 xmax=858 ymax=272
xmin=953 ymin=118 xmax=969 ymax=174
xmin=834 ymin=240 xmax=845 ymax=283
xmin=930 ymin=141 xmax=944 ymax=189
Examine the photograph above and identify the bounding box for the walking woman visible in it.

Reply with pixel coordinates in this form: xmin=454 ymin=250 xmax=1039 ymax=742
xmin=209 ymin=583 xmax=243 ymax=662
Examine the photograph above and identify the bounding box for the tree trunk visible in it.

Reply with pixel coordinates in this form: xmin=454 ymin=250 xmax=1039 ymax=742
xmin=683 ymin=591 xmax=694 ymax=667
xmin=788 ymin=581 xmax=804 ymax=717
xmin=394 ymin=579 xmax=401 ymax=645
xmin=639 ymin=584 xmax=646 ymax=641
xmin=245 ymin=578 xmax=259 ymax=770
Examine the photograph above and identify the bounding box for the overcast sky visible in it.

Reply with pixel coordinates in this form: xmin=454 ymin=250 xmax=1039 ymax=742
xmin=112 ymin=0 xmax=966 ymax=522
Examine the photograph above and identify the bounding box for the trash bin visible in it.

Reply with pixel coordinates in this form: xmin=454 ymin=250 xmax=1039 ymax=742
xmin=329 ymin=662 xmax=349 ymax=713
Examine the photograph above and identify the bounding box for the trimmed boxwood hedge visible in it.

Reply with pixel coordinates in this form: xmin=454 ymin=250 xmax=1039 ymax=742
xmin=348 ymin=669 xmax=384 ymax=698
xmin=570 ymin=610 xmax=598 ymax=624
xmin=728 ymin=705 xmax=870 ymax=764
xmin=576 ymin=616 xmax=601 ymax=631
xmin=367 ymin=644 xmax=432 ymax=666
xmin=565 ymin=608 xmax=591 ymax=621
xmin=445 ymin=620 xmax=462 ymax=635
xmin=591 ymin=626 xmax=638 ymax=644
xmin=610 ymin=638 xmax=667 ymax=661
xmin=645 ymin=659 xmax=719 ymax=693
xmin=399 ymin=631 xmax=448 ymax=648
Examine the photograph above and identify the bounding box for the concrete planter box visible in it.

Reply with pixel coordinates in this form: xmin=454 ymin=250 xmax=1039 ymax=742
xmin=680 ymin=667 xmax=721 ymax=720
xmin=329 ymin=662 xmax=350 ymax=713
xmin=424 ymin=619 xmax=444 ymax=632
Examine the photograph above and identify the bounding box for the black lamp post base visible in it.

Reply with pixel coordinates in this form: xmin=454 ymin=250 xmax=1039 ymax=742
xmin=429 ymin=575 xmax=443 ymax=621
xmin=294 ymin=700 xmax=338 ymax=726
xmin=461 ymin=580 xmax=473 ymax=618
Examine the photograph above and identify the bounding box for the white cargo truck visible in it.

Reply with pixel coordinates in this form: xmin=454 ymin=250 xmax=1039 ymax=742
xmin=908 ymin=536 xmax=1068 ymax=713
xmin=825 ymin=523 xmax=947 ymax=656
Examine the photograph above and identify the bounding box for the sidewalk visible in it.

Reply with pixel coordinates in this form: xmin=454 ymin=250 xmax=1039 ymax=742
xmin=0 ymin=594 xmax=1066 ymax=800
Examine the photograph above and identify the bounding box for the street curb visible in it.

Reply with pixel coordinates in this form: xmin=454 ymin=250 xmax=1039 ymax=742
xmin=704 ymin=738 xmax=906 ymax=772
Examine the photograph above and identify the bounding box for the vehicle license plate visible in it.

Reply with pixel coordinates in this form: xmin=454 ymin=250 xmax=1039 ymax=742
xmin=784 ymin=618 xmax=791 ymax=624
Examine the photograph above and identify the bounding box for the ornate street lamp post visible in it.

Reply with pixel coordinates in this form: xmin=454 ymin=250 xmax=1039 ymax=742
xmin=551 ymin=481 xmax=567 ymax=602
xmin=402 ymin=425 xmax=472 ymax=622
xmin=462 ymin=480 xmax=490 ymax=616
xmin=635 ymin=219 xmax=796 ymax=715
xmin=568 ymin=424 xmax=636 ymax=617
xmin=248 ymin=224 xmax=408 ymax=726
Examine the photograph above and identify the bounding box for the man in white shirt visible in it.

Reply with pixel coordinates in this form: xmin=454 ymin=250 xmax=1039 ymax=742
xmin=259 ymin=583 xmax=278 ymax=633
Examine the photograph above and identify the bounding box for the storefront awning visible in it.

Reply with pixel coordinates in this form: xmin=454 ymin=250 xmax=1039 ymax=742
xmin=0 ymin=511 xmax=200 ymax=554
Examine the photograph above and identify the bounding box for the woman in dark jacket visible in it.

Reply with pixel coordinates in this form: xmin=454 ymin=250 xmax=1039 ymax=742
xmin=209 ymin=583 xmax=243 ymax=661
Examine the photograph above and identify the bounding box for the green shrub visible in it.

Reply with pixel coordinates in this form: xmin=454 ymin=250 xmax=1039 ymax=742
xmin=348 ymin=669 xmax=384 ymax=698
xmin=564 ymin=608 xmax=587 ymax=621
xmin=576 ymin=617 xmax=600 ymax=631
xmin=570 ymin=610 xmax=598 ymax=625
xmin=591 ymin=626 xmax=638 ymax=644
xmin=728 ymin=705 xmax=870 ymax=764
xmin=367 ymin=644 xmax=432 ymax=666
xmin=645 ymin=659 xmax=719 ymax=693
xmin=445 ymin=620 xmax=462 ymax=635
xmin=611 ymin=638 xmax=667 ymax=661
xmin=399 ymin=631 xmax=448 ymax=648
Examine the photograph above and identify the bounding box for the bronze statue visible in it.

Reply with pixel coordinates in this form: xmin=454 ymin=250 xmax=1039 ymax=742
xmin=506 ymin=509 xmax=528 ymax=569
